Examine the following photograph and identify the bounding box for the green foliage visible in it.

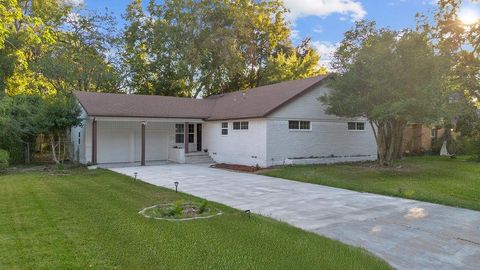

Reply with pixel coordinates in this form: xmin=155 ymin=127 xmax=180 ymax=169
xmin=263 ymin=39 xmax=327 ymax=84
xmin=323 ymin=21 xmax=450 ymax=166
xmin=457 ymin=137 xmax=480 ymax=158
xmin=455 ymin=108 xmax=480 ymax=160
xmin=0 ymin=0 xmax=71 ymax=95
xmin=471 ymin=139 xmax=480 ymax=162
xmin=123 ymin=0 xmax=324 ymax=97
xmin=0 ymin=149 xmax=9 ymax=173
xmin=0 ymin=93 xmax=81 ymax=164
xmin=198 ymin=200 xmax=208 ymax=214
xmin=35 ymin=93 xmax=82 ymax=136
xmin=1 ymin=1 xmax=122 ymax=95
xmin=0 ymin=94 xmax=42 ymax=162
xmin=170 ymin=200 xmax=184 ymax=217
xmin=34 ymin=10 xmax=123 ymax=93
xmin=424 ymin=0 xmax=480 ymax=102
xmin=144 ymin=200 xmax=214 ymax=219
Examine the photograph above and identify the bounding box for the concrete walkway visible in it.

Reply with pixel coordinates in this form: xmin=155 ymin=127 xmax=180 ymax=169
xmin=111 ymin=164 xmax=480 ymax=270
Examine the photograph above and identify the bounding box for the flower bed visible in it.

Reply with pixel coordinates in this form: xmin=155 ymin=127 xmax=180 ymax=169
xmin=139 ymin=200 xmax=222 ymax=221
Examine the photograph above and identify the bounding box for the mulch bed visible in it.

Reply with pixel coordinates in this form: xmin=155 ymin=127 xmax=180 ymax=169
xmin=210 ymin=163 xmax=259 ymax=172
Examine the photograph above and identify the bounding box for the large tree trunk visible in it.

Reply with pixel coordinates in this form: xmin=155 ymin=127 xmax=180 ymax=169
xmin=372 ymin=119 xmax=406 ymax=166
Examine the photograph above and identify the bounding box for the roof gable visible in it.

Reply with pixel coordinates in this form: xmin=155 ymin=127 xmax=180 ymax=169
xmin=206 ymin=76 xmax=328 ymax=120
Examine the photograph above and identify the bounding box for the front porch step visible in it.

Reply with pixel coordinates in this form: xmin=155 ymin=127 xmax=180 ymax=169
xmin=185 ymin=152 xmax=214 ymax=164
xmin=185 ymin=151 xmax=210 ymax=157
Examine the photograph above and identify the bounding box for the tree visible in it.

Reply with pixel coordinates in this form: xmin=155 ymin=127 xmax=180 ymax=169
xmin=322 ymin=22 xmax=450 ymax=166
xmin=427 ymin=0 xmax=479 ymax=102
xmin=36 ymin=93 xmax=82 ymax=164
xmin=0 ymin=92 xmax=81 ymax=164
xmin=1 ymin=1 xmax=123 ymax=96
xmin=0 ymin=0 xmax=71 ymax=95
xmin=35 ymin=9 xmax=123 ymax=93
xmin=415 ymin=0 xmax=480 ymax=156
xmin=122 ymin=0 xmax=154 ymax=94
xmin=122 ymin=0 xmax=325 ymax=97
xmin=0 ymin=94 xmax=43 ymax=162
xmin=262 ymin=39 xmax=327 ymax=84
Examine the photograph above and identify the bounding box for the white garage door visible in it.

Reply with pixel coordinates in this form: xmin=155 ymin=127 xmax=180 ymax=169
xmin=97 ymin=127 xmax=136 ymax=163
xmin=97 ymin=123 xmax=170 ymax=164
xmin=146 ymin=130 xmax=169 ymax=161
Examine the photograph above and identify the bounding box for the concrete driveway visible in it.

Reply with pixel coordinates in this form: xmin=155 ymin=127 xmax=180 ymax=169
xmin=111 ymin=164 xmax=480 ymax=270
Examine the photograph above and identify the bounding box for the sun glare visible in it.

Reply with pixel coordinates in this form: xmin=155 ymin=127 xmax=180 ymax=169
xmin=459 ymin=8 xmax=480 ymax=25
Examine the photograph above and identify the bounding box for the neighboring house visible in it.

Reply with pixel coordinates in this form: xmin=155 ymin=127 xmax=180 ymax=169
xmin=71 ymin=76 xmax=377 ymax=167
xmin=402 ymin=124 xmax=445 ymax=154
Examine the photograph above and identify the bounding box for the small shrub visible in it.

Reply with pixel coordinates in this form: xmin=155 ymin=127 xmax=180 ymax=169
xmin=0 ymin=149 xmax=9 ymax=174
xmin=169 ymin=200 xmax=184 ymax=216
xmin=471 ymin=138 xmax=480 ymax=162
xmin=457 ymin=136 xmax=480 ymax=161
xmin=198 ymin=201 xmax=208 ymax=214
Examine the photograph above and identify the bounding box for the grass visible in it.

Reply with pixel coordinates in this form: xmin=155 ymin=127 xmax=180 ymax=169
xmin=261 ymin=156 xmax=480 ymax=211
xmin=0 ymin=168 xmax=390 ymax=270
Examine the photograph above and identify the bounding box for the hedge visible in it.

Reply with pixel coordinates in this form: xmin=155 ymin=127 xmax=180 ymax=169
xmin=0 ymin=149 xmax=9 ymax=173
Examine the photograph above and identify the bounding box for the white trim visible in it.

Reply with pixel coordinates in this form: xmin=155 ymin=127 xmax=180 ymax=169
xmin=93 ymin=116 xmax=204 ymax=123
xmin=347 ymin=121 xmax=366 ymax=131
xmin=232 ymin=121 xmax=249 ymax=130
xmin=288 ymin=120 xmax=312 ymax=131
xmin=221 ymin=122 xmax=229 ymax=136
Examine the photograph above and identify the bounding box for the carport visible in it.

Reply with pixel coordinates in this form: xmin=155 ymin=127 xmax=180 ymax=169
xmin=90 ymin=117 xmax=203 ymax=165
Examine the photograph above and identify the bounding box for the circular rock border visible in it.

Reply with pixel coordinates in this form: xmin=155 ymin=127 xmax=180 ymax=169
xmin=138 ymin=204 xmax=223 ymax=221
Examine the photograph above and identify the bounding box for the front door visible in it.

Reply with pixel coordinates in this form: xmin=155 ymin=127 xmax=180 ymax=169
xmin=196 ymin=124 xmax=202 ymax=151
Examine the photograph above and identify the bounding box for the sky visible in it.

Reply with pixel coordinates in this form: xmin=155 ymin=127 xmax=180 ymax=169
xmin=79 ymin=0 xmax=480 ymax=67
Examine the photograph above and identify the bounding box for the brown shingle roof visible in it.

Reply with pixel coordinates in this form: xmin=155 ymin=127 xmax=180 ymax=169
xmin=74 ymin=75 xmax=329 ymax=120
xmin=74 ymin=92 xmax=216 ymax=119
xmin=206 ymin=76 xmax=328 ymax=120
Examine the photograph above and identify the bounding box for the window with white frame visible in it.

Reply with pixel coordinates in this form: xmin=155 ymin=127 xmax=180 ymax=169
xmin=221 ymin=122 xmax=228 ymax=135
xmin=175 ymin=124 xmax=184 ymax=143
xmin=233 ymin=121 xmax=248 ymax=130
xmin=348 ymin=122 xmax=365 ymax=130
xmin=188 ymin=124 xmax=195 ymax=143
xmin=288 ymin=120 xmax=310 ymax=130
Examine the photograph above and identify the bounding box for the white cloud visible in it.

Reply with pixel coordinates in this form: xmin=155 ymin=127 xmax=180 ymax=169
xmin=312 ymin=41 xmax=339 ymax=69
xmin=291 ymin=28 xmax=301 ymax=42
xmin=283 ymin=0 xmax=367 ymax=21
xmin=62 ymin=0 xmax=84 ymax=7
xmin=387 ymin=0 xmax=406 ymax=6
xmin=422 ymin=0 xmax=437 ymax=5
xmin=66 ymin=12 xmax=81 ymax=24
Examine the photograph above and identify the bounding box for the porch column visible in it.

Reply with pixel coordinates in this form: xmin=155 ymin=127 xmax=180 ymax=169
xmin=141 ymin=121 xmax=146 ymax=166
xmin=184 ymin=122 xmax=189 ymax=154
xmin=92 ymin=117 xmax=97 ymax=164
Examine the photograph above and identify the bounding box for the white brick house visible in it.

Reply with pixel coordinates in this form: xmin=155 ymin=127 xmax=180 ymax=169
xmin=72 ymin=76 xmax=377 ymax=167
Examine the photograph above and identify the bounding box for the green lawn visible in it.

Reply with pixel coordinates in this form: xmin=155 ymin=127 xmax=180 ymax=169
xmin=261 ymin=156 xmax=480 ymax=211
xmin=0 ymin=168 xmax=389 ymax=270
